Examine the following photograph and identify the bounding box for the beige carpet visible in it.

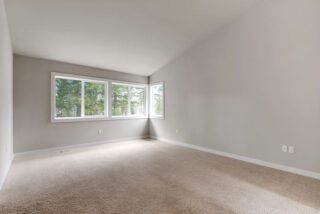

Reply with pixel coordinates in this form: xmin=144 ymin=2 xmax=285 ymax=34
xmin=0 ymin=139 xmax=319 ymax=214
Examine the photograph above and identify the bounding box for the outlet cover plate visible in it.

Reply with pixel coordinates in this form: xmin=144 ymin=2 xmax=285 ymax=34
xmin=288 ymin=146 xmax=295 ymax=154
xmin=282 ymin=145 xmax=288 ymax=152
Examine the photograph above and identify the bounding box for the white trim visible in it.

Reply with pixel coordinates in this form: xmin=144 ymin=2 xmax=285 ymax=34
xmin=51 ymin=116 xmax=148 ymax=123
xmin=104 ymin=82 xmax=108 ymax=117
xmin=52 ymin=72 xmax=148 ymax=86
xmin=81 ymin=80 xmax=85 ymax=117
xmin=0 ymin=154 xmax=14 ymax=190
xmin=150 ymin=136 xmax=320 ymax=180
xmin=111 ymin=115 xmax=148 ymax=120
xmin=149 ymin=115 xmax=165 ymax=120
xmin=51 ymin=72 xmax=56 ymax=122
xmin=128 ymin=84 xmax=131 ymax=115
xmin=111 ymin=81 xmax=148 ymax=88
xmin=14 ymin=136 xmax=149 ymax=158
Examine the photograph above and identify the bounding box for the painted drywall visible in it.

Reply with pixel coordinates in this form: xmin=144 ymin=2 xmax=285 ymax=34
xmin=150 ymin=0 xmax=320 ymax=173
xmin=13 ymin=55 xmax=149 ymax=153
xmin=0 ymin=0 xmax=13 ymax=189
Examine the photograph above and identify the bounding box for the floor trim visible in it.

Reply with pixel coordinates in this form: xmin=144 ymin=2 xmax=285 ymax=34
xmin=0 ymin=154 xmax=14 ymax=190
xmin=150 ymin=136 xmax=320 ymax=180
xmin=14 ymin=136 xmax=148 ymax=158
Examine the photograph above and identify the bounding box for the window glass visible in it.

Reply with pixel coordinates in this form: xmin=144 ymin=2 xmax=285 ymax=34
xmin=85 ymin=82 xmax=105 ymax=116
xmin=55 ymin=78 xmax=82 ymax=118
xmin=112 ymin=84 xmax=129 ymax=116
xmin=150 ymin=83 xmax=164 ymax=117
xmin=130 ymin=86 xmax=145 ymax=115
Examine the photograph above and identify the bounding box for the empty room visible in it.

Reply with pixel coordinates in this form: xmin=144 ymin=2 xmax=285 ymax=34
xmin=1 ymin=0 xmax=320 ymax=213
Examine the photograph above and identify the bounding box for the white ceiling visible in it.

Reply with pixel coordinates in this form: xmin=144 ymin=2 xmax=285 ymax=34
xmin=5 ymin=0 xmax=259 ymax=76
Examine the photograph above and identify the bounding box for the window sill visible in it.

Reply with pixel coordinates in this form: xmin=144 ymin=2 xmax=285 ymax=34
xmin=51 ymin=116 xmax=148 ymax=123
xmin=149 ymin=116 xmax=165 ymax=120
xmin=111 ymin=116 xmax=148 ymax=120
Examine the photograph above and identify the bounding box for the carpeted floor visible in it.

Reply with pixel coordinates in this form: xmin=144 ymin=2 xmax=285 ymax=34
xmin=0 ymin=139 xmax=319 ymax=214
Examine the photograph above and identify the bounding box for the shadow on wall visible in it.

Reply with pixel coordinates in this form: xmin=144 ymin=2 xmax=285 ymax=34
xmin=149 ymin=119 xmax=161 ymax=138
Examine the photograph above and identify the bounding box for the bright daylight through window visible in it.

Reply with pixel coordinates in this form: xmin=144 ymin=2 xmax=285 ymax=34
xmin=53 ymin=74 xmax=107 ymax=121
xmin=84 ymin=82 xmax=105 ymax=116
xmin=52 ymin=73 xmax=151 ymax=122
xmin=150 ymin=83 xmax=164 ymax=118
xmin=112 ymin=83 xmax=146 ymax=117
xmin=55 ymin=78 xmax=82 ymax=118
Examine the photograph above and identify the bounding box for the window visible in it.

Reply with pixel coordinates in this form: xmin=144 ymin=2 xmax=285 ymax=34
xmin=112 ymin=83 xmax=147 ymax=117
xmin=52 ymin=73 xmax=108 ymax=122
xmin=51 ymin=72 xmax=149 ymax=122
xmin=150 ymin=82 xmax=164 ymax=118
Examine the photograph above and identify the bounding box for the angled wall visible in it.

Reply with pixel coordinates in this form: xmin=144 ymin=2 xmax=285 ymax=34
xmin=150 ymin=0 xmax=320 ymax=174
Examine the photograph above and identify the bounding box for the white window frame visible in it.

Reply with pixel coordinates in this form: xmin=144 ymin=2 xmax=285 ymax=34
xmin=111 ymin=82 xmax=149 ymax=119
xmin=51 ymin=72 xmax=148 ymax=122
xmin=149 ymin=82 xmax=165 ymax=119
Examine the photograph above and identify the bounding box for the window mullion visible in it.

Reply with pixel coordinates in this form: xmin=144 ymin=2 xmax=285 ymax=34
xmin=128 ymin=86 xmax=131 ymax=116
xmin=108 ymin=81 xmax=112 ymax=118
xmin=145 ymin=86 xmax=148 ymax=117
xmin=150 ymin=86 xmax=153 ymax=116
xmin=104 ymin=82 xmax=108 ymax=117
xmin=81 ymin=80 xmax=85 ymax=118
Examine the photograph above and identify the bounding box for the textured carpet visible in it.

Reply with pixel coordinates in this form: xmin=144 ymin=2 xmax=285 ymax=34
xmin=0 ymin=139 xmax=319 ymax=214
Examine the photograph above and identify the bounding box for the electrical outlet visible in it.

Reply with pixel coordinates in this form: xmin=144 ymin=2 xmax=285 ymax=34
xmin=282 ymin=145 xmax=288 ymax=152
xmin=98 ymin=129 xmax=102 ymax=135
xmin=288 ymin=146 xmax=295 ymax=154
xmin=175 ymin=129 xmax=179 ymax=134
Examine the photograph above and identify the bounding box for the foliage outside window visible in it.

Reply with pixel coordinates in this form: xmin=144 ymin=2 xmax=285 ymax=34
xmin=150 ymin=83 xmax=164 ymax=118
xmin=112 ymin=84 xmax=129 ymax=116
xmin=56 ymin=78 xmax=82 ymax=118
xmin=130 ymin=86 xmax=145 ymax=115
xmin=54 ymin=75 xmax=107 ymax=121
xmin=52 ymin=73 xmax=154 ymax=122
xmin=85 ymin=82 xmax=105 ymax=116
xmin=112 ymin=83 xmax=146 ymax=117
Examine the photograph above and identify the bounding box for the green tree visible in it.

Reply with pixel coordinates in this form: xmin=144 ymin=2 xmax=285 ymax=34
xmin=130 ymin=87 xmax=144 ymax=115
xmin=85 ymin=82 xmax=105 ymax=116
xmin=152 ymin=85 xmax=163 ymax=115
xmin=112 ymin=84 xmax=128 ymax=116
xmin=56 ymin=78 xmax=82 ymax=117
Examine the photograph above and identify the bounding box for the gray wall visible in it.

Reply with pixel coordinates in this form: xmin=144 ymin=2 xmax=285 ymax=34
xmin=13 ymin=55 xmax=149 ymax=153
xmin=150 ymin=0 xmax=320 ymax=173
xmin=0 ymin=0 xmax=13 ymax=188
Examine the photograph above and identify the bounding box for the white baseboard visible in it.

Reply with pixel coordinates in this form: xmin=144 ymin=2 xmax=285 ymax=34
xmin=150 ymin=136 xmax=320 ymax=180
xmin=0 ymin=154 xmax=14 ymax=190
xmin=14 ymin=136 xmax=148 ymax=158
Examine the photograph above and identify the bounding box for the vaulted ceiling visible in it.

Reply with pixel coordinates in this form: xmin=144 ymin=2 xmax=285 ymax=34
xmin=4 ymin=0 xmax=259 ymax=76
